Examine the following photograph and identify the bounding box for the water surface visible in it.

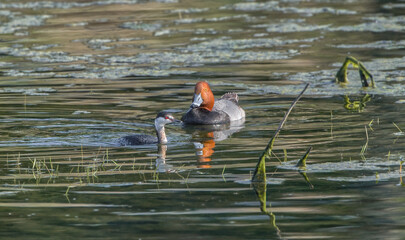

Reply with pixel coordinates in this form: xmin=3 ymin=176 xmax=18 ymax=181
xmin=1 ymin=0 xmax=405 ymax=239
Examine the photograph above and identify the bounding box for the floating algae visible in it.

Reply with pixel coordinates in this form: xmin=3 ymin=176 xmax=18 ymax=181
xmin=0 ymin=0 xmax=165 ymax=10
xmin=106 ymin=50 xmax=295 ymax=66
xmin=382 ymin=3 xmax=405 ymax=9
xmin=84 ymin=38 xmax=144 ymax=50
xmin=54 ymin=67 xmax=195 ymax=79
xmin=335 ymin=40 xmax=405 ymax=50
xmin=235 ymin=56 xmax=405 ymax=97
xmin=0 ymin=46 xmax=93 ymax=63
xmin=182 ymin=37 xmax=319 ymax=51
xmin=279 ymin=155 xmax=405 ymax=183
xmin=154 ymin=28 xmax=219 ymax=36
xmin=101 ymin=36 xmax=317 ymax=68
xmin=265 ymin=23 xmax=330 ymax=33
xmin=0 ymin=14 xmax=51 ymax=35
xmin=31 ymin=44 xmax=59 ymax=50
xmin=323 ymin=170 xmax=405 ymax=183
xmin=0 ymin=61 xmax=14 ymax=67
xmin=279 ymin=159 xmax=397 ymax=173
xmin=174 ymin=14 xmax=250 ymax=25
xmin=0 ymin=87 xmax=56 ymax=96
xmin=220 ymin=1 xmax=356 ymax=16
xmin=256 ymin=16 xmax=405 ymax=33
xmin=169 ymin=8 xmax=209 ymax=14
xmin=120 ymin=21 xmax=163 ymax=32
xmin=66 ymin=21 xmax=88 ymax=27
xmin=330 ymin=16 xmax=405 ymax=33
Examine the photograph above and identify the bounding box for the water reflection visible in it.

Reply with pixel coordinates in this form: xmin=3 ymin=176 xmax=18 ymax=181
xmin=1 ymin=0 xmax=405 ymax=238
xmin=183 ymin=119 xmax=245 ymax=167
xmin=193 ymin=139 xmax=215 ymax=168
xmin=343 ymin=94 xmax=371 ymax=112
xmin=252 ymin=181 xmax=282 ymax=239
xmin=155 ymin=144 xmax=175 ymax=173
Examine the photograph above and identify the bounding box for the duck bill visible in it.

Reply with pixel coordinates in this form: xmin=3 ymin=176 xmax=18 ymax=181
xmin=190 ymin=93 xmax=203 ymax=108
xmin=173 ymin=118 xmax=181 ymax=123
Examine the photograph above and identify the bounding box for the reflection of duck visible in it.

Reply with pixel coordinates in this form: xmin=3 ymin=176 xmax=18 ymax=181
xmin=119 ymin=112 xmax=176 ymax=145
xmin=186 ymin=120 xmax=245 ymax=168
xmin=194 ymin=135 xmax=216 ymax=168
xmin=182 ymin=81 xmax=245 ymax=125
xmin=183 ymin=119 xmax=245 ymax=140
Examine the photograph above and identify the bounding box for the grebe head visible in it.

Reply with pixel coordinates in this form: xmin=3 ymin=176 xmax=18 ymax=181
xmin=154 ymin=112 xmax=176 ymax=144
xmin=190 ymin=81 xmax=215 ymax=111
xmin=154 ymin=112 xmax=176 ymax=130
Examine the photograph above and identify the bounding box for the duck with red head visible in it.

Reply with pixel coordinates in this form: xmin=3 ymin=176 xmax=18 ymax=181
xmin=181 ymin=81 xmax=245 ymax=125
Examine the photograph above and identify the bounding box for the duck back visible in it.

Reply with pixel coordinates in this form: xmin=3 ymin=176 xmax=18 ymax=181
xmin=213 ymin=99 xmax=245 ymax=121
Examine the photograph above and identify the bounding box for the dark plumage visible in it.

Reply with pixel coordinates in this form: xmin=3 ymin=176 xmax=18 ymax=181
xmin=181 ymin=108 xmax=230 ymax=125
xmin=119 ymin=134 xmax=158 ymax=145
xmin=119 ymin=112 xmax=175 ymax=146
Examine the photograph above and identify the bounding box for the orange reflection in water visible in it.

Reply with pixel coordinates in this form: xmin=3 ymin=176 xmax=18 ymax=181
xmin=195 ymin=132 xmax=215 ymax=168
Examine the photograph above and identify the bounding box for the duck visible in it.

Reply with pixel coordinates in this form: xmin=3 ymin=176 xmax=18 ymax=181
xmin=181 ymin=81 xmax=245 ymax=125
xmin=119 ymin=111 xmax=176 ymax=145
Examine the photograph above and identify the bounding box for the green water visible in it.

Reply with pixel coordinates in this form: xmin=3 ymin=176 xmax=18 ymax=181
xmin=0 ymin=0 xmax=405 ymax=239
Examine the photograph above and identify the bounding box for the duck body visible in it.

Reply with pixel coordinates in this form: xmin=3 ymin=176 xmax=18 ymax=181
xmin=181 ymin=82 xmax=245 ymax=125
xmin=182 ymin=107 xmax=229 ymax=125
xmin=119 ymin=112 xmax=176 ymax=146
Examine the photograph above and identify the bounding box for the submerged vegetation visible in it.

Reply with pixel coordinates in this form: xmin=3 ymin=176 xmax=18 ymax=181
xmin=2 ymin=147 xmax=198 ymax=194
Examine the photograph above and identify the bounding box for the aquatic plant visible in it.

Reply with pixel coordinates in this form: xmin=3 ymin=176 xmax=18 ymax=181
xmin=295 ymin=147 xmax=312 ymax=169
xmin=335 ymin=56 xmax=375 ymax=88
xmin=252 ymin=83 xmax=309 ymax=182
xmin=251 ymin=83 xmax=311 ymax=237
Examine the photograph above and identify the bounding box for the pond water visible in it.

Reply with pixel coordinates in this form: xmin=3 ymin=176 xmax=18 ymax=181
xmin=1 ymin=0 xmax=405 ymax=239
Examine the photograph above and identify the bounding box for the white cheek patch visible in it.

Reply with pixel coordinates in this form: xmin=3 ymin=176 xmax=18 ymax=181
xmin=154 ymin=117 xmax=166 ymax=129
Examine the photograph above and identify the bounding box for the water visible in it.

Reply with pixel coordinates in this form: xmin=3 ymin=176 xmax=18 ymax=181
xmin=0 ymin=0 xmax=405 ymax=239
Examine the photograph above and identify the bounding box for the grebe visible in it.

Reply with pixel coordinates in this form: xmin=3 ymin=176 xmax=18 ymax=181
xmin=120 ymin=112 xmax=176 ymax=145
